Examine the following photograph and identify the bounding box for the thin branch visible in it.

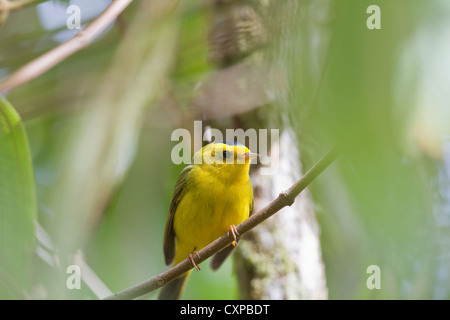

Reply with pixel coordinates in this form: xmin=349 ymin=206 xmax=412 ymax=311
xmin=0 ymin=0 xmax=43 ymax=12
xmin=73 ymin=250 xmax=113 ymax=299
xmin=104 ymin=147 xmax=339 ymax=300
xmin=0 ymin=0 xmax=134 ymax=95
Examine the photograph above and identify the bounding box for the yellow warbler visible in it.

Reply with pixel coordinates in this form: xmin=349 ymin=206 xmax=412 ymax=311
xmin=159 ymin=141 xmax=258 ymax=300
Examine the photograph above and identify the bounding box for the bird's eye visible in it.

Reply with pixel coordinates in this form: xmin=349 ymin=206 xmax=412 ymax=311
xmin=222 ymin=150 xmax=231 ymax=159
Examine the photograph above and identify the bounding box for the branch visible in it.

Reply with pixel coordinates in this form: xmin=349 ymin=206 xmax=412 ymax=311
xmin=0 ymin=0 xmax=133 ymax=95
xmin=104 ymin=147 xmax=339 ymax=300
xmin=0 ymin=0 xmax=43 ymax=12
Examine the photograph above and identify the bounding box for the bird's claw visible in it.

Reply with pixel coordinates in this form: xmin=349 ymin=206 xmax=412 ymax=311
xmin=188 ymin=250 xmax=201 ymax=271
xmin=228 ymin=225 xmax=239 ymax=247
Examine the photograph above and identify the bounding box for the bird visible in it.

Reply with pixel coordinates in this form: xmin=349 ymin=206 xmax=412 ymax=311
xmin=158 ymin=141 xmax=258 ymax=300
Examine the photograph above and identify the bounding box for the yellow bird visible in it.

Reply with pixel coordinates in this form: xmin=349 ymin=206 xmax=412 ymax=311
xmin=159 ymin=141 xmax=258 ymax=300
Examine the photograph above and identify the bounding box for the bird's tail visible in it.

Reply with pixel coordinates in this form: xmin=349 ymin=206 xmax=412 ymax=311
xmin=158 ymin=270 xmax=192 ymax=300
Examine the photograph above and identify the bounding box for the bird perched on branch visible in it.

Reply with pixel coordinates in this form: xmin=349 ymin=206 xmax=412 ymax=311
xmin=159 ymin=141 xmax=258 ymax=300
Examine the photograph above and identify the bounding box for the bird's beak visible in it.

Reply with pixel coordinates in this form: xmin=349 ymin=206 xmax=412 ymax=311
xmin=243 ymin=152 xmax=259 ymax=160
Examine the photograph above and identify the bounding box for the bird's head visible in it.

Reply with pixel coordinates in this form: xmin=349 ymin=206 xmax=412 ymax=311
xmin=193 ymin=141 xmax=258 ymax=181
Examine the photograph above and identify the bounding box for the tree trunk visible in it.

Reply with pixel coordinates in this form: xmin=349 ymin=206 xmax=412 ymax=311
xmin=199 ymin=0 xmax=328 ymax=299
xmin=235 ymin=130 xmax=328 ymax=299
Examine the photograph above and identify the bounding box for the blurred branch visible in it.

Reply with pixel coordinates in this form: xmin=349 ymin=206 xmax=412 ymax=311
xmin=0 ymin=0 xmax=133 ymax=94
xmin=73 ymin=251 xmax=112 ymax=299
xmin=104 ymin=148 xmax=339 ymax=300
xmin=0 ymin=0 xmax=43 ymax=12
xmin=35 ymin=223 xmax=112 ymax=299
xmin=48 ymin=0 xmax=179 ymax=261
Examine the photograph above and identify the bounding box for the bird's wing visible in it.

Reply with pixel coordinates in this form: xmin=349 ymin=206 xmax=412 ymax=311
xmin=163 ymin=165 xmax=193 ymax=266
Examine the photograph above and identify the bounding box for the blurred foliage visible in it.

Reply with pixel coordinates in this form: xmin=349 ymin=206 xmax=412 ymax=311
xmin=0 ymin=97 xmax=36 ymax=298
xmin=0 ymin=0 xmax=449 ymax=300
xmin=272 ymin=0 xmax=450 ymax=299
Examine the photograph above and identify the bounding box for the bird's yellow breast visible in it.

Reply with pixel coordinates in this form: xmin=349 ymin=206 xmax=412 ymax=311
xmin=172 ymin=165 xmax=252 ymax=264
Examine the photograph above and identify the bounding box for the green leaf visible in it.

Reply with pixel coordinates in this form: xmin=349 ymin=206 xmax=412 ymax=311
xmin=0 ymin=97 xmax=37 ymax=298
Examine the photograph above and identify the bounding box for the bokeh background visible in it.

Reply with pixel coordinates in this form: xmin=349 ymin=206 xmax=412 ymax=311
xmin=0 ymin=0 xmax=449 ymax=299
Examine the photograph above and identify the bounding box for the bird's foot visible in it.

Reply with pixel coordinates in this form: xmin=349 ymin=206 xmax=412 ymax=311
xmin=227 ymin=225 xmax=239 ymax=247
xmin=188 ymin=250 xmax=201 ymax=271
